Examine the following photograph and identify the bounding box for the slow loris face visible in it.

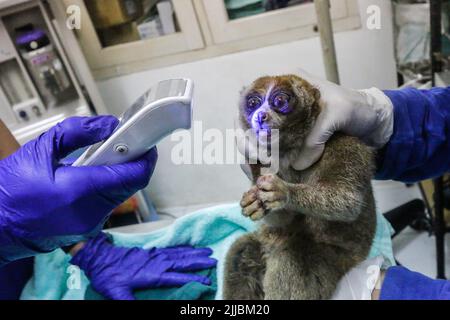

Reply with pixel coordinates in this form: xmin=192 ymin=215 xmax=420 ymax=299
xmin=239 ymin=75 xmax=321 ymax=150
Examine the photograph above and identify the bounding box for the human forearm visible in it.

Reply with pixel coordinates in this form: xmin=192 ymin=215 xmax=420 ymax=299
xmin=376 ymin=86 xmax=450 ymax=183
xmin=68 ymin=241 xmax=85 ymax=256
xmin=0 ymin=120 xmax=20 ymax=160
xmin=294 ymin=71 xmax=450 ymax=182
xmin=379 ymin=266 xmax=450 ymax=300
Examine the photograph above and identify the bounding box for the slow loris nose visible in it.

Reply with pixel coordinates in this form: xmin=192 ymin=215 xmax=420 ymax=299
xmin=257 ymin=111 xmax=270 ymax=125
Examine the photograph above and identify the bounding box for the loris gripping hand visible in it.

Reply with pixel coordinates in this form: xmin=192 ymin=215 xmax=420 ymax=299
xmin=240 ymin=174 xmax=289 ymax=221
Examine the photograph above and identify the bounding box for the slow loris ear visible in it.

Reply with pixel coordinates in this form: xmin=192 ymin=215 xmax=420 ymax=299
xmin=289 ymin=75 xmax=321 ymax=117
xmin=311 ymin=86 xmax=321 ymax=103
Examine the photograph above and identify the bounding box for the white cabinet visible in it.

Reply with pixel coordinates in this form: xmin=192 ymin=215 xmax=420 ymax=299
xmin=61 ymin=0 xmax=204 ymax=73
xmin=56 ymin=0 xmax=361 ymax=78
xmin=201 ymin=0 xmax=359 ymax=44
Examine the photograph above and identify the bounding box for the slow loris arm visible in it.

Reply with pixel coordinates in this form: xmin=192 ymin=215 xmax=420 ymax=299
xmin=257 ymin=172 xmax=368 ymax=222
xmin=284 ymin=178 xmax=368 ymax=222
xmin=287 ymin=136 xmax=374 ymax=222
xmin=256 ymin=136 xmax=374 ymax=222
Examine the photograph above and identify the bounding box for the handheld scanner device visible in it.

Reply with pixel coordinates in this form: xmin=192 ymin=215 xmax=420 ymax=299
xmin=73 ymin=78 xmax=193 ymax=166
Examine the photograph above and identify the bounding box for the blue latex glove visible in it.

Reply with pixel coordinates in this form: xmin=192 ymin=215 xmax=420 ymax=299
xmin=70 ymin=232 xmax=217 ymax=300
xmin=0 ymin=116 xmax=157 ymax=266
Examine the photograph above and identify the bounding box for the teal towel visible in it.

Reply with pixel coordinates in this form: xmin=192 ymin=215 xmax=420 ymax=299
xmin=20 ymin=203 xmax=395 ymax=300
xmin=85 ymin=268 xmax=217 ymax=300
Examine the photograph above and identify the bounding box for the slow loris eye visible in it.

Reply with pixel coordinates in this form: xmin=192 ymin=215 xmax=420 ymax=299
xmin=247 ymin=96 xmax=263 ymax=110
xmin=270 ymin=92 xmax=291 ymax=113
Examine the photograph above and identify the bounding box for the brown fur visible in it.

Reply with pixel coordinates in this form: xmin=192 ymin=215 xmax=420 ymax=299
xmin=223 ymin=75 xmax=376 ymax=300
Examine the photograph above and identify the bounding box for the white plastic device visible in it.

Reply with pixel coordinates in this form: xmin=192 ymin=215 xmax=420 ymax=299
xmin=73 ymin=78 xmax=193 ymax=166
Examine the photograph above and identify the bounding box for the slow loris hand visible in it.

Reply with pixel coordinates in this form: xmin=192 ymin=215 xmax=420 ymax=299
xmin=240 ymin=174 xmax=289 ymax=221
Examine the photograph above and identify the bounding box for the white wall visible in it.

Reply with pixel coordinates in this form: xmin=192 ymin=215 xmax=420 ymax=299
xmin=97 ymin=0 xmax=398 ymax=211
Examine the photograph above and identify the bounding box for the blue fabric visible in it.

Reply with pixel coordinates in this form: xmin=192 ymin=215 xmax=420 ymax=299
xmin=20 ymin=203 xmax=394 ymax=300
xmin=0 ymin=257 xmax=33 ymax=300
xmin=377 ymin=86 xmax=450 ymax=183
xmin=380 ymin=266 xmax=450 ymax=300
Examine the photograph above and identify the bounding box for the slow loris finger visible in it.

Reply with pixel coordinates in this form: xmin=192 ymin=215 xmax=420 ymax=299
xmin=263 ymin=201 xmax=285 ymax=210
xmin=256 ymin=175 xmax=278 ymax=191
xmin=240 ymin=187 xmax=258 ymax=207
xmin=250 ymin=208 xmax=266 ymax=221
xmin=257 ymin=190 xmax=284 ymax=203
xmin=242 ymin=200 xmax=262 ymax=217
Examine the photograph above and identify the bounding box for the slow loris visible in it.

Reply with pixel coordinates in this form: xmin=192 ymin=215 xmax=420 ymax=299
xmin=223 ymin=75 xmax=376 ymax=300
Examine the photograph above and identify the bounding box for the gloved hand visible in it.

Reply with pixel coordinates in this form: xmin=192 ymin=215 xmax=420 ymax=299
xmin=0 ymin=116 xmax=157 ymax=265
xmin=292 ymin=71 xmax=394 ymax=170
xmin=332 ymin=256 xmax=385 ymax=300
xmin=70 ymin=232 xmax=217 ymax=300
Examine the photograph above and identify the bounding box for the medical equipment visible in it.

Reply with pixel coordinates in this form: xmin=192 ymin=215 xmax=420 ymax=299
xmin=16 ymin=25 xmax=72 ymax=106
xmin=0 ymin=1 xmax=108 ymax=145
xmin=74 ymin=78 xmax=193 ymax=166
